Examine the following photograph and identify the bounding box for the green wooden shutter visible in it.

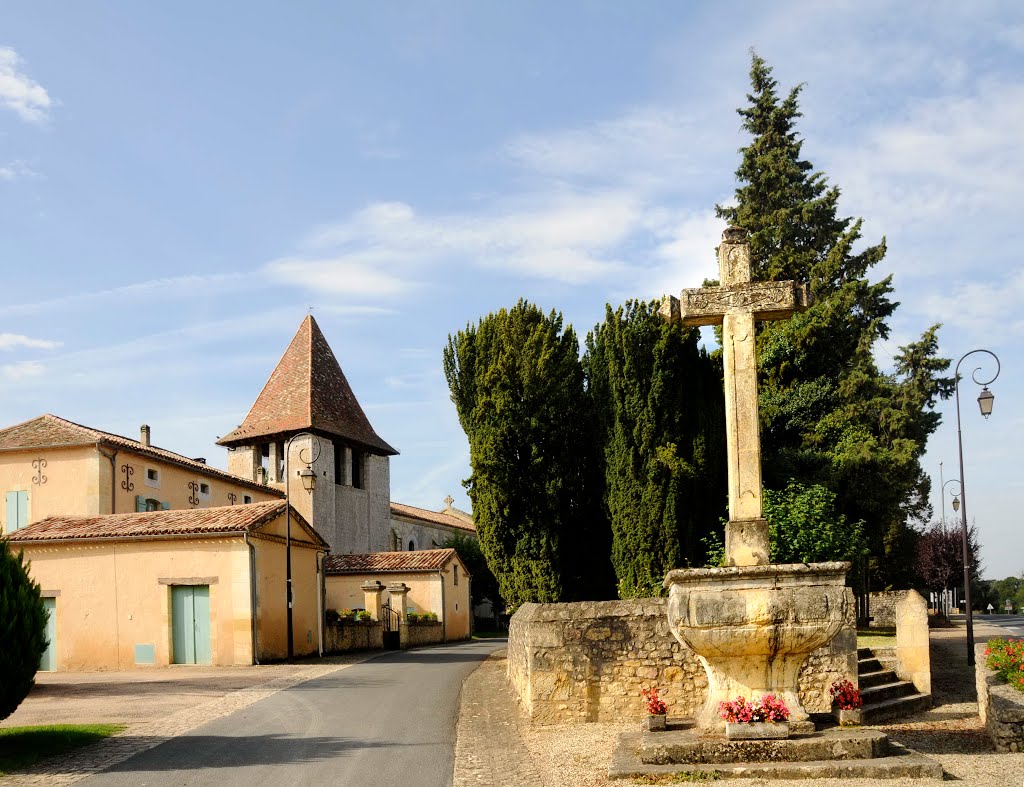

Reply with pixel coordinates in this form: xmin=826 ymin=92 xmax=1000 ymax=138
xmin=161 ymin=502 xmax=171 ymax=510
xmin=16 ymin=492 xmax=27 ymax=529
xmin=5 ymin=492 xmax=17 ymax=533
xmin=136 ymin=495 xmax=146 ymax=512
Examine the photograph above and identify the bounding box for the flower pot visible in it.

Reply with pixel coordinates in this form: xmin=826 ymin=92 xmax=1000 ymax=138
xmin=836 ymin=708 xmax=862 ymax=726
xmin=646 ymin=714 xmax=667 ymax=732
xmin=725 ymin=721 xmax=789 ymax=740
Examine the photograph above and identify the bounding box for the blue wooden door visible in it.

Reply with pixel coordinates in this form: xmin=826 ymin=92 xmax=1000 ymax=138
xmin=40 ymin=597 xmax=56 ymax=671
xmin=171 ymin=586 xmax=211 ymax=664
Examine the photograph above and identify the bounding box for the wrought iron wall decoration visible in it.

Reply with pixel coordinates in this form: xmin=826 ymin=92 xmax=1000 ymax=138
xmin=32 ymin=458 xmax=47 ymax=485
xmin=121 ymin=463 xmax=135 ymax=492
xmin=188 ymin=480 xmax=200 ymax=506
xmin=227 ymin=492 xmax=237 ymax=506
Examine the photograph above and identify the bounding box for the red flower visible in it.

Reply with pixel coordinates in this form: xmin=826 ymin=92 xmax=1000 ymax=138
xmin=641 ymin=687 xmax=667 ymax=715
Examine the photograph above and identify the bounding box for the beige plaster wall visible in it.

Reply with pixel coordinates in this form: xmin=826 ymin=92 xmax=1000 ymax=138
xmin=251 ymin=512 xmax=323 ymax=661
xmin=1 ymin=446 xmax=102 ymax=532
xmin=21 ymin=536 xmax=253 ymax=670
xmin=102 ymin=449 xmax=279 ymax=515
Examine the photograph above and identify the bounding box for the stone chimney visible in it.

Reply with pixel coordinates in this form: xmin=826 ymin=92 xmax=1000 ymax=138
xmin=140 ymin=424 xmax=151 ymax=447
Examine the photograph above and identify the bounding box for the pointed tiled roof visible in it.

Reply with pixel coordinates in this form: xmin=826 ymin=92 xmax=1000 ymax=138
xmin=217 ymin=315 xmax=397 ymax=455
xmin=0 ymin=414 xmax=281 ymax=495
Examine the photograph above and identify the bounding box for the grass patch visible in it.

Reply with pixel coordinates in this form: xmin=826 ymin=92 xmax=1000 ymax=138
xmin=0 ymin=724 xmax=124 ymax=775
xmin=857 ymin=627 xmax=896 ymax=650
xmin=632 ymin=771 xmax=721 ymax=783
xmin=472 ymin=630 xmax=509 ymax=639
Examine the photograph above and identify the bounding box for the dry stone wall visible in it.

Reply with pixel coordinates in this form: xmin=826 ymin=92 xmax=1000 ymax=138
xmin=509 ymin=596 xmax=856 ymax=725
xmin=975 ymin=644 xmax=1024 ymax=753
xmin=325 ymin=620 xmax=383 ymax=652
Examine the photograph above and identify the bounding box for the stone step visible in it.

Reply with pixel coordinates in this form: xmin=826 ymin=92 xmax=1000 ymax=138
xmin=861 ymin=680 xmax=919 ymax=705
xmin=858 ymin=657 xmax=884 ymax=673
xmin=859 ymin=668 xmax=901 ymax=689
xmin=857 ymin=647 xmax=874 ymax=659
xmin=861 ymin=692 xmax=932 ymax=724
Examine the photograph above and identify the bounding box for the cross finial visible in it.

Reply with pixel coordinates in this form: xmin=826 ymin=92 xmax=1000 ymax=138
xmin=444 ymin=495 xmax=454 ymax=508
xmin=307 ymin=305 xmax=315 ymax=314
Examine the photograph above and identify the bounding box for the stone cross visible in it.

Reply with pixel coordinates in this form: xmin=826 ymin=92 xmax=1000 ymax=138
xmin=660 ymin=226 xmax=811 ymax=566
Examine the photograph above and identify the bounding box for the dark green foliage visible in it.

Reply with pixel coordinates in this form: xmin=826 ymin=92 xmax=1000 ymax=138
xmin=584 ymin=301 xmax=726 ymax=596
xmin=444 ymin=300 xmax=613 ymax=606
xmin=0 ymin=539 xmax=47 ymax=721
xmin=716 ymin=55 xmax=953 ymax=588
xmin=764 ymin=482 xmax=866 ymax=564
xmin=441 ymin=532 xmax=504 ymax=613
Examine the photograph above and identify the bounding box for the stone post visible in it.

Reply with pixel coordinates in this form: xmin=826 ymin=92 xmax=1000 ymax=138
xmin=361 ymin=580 xmax=385 ymax=621
xmin=895 ymin=590 xmax=931 ymax=697
xmin=387 ymin=582 xmax=410 ymax=620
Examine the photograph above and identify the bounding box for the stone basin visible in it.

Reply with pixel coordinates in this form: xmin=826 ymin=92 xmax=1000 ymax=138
xmin=664 ymin=561 xmax=850 ymax=731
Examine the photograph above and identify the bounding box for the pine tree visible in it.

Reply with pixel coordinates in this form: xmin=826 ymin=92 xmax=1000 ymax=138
xmin=717 ymin=55 xmax=953 ymax=588
xmin=444 ymin=300 xmax=612 ymax=606
xmin=0 ymin=539 xmax=48 ymax=720
xmin=583 ymin=300 xmax=726 ymax=597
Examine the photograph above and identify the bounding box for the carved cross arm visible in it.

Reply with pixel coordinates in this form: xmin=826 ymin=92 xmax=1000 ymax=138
xmin=660 ymin=281 xmax=812 ymax=327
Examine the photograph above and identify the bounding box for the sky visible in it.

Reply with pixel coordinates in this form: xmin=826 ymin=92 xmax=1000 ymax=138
xmin=2 ymin=2 xmax=1022 ymax=580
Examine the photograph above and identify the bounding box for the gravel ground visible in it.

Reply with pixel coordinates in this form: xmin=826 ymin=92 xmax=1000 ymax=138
xmin=455 ymin=623 xmax=1024 ymax=787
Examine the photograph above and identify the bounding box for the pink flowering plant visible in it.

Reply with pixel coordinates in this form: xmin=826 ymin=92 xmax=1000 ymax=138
xmin=641 ymin=687 xmax=667 ymax=716
xmin=719 ymin=693 xmax=790 ymax=723
xmin=829 ymin=679 xmax=863 ymax=710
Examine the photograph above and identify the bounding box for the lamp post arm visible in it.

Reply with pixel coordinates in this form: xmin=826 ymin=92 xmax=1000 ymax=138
xmin=953 ymin=349 xmax=1000 ymax=667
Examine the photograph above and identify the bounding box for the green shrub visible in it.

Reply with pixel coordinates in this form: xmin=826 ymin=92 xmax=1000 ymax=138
xmin=406 ymin=612 xmax=420 ymax=623
xmin=356 ymin=610 xmax=371 ymax=622
xmin=0 ymin=540 xmax=48 ymax=721
xmin=325 ymin=608 xmax=341 ymax=625
xmin=986 ymin=638 xmax=1024 ymax=693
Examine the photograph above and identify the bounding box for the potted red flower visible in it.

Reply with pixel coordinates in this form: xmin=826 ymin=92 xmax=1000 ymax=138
xmin=641 ymin=687 xmax=668 ymax=731
xmin=719 ymin=694 xmax=790 ymax=739
xmin=829 ymin=679 xmax=863 ymax=726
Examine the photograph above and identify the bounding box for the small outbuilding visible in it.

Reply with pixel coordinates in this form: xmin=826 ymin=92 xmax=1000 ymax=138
xmin=324 ymin=548 xmax=471 ymax=642
xmin=8 ymin=500 xmax=327 ymax=670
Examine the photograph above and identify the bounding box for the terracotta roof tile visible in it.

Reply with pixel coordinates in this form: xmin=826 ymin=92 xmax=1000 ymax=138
xmin=390 ymin=501 xmax=476 ymax=533
xmin=217 ymin=315 xmax=397 ymax=455
xmin=5 ymin=501 xmax=323 ymax=543
xmin=0 ymin=414 xmax=283 ymax=496
xmin=324 ymin=548 xmax=459 ymax=574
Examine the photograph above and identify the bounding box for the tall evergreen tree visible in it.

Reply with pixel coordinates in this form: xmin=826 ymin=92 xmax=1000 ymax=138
xmin=717 ymin=55 xmax=953 ymax=588
xmin=0 ymin=539 xmax=47 ymax=721
xmin=583 ymin=300 xmax=726 ymax=597
xmin=444 ymin=300 xmax=612 ymax=606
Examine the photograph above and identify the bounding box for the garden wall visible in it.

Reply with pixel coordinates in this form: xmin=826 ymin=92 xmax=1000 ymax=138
xmin=325 ymin=620 xmax=383 ymax=653
xmin=866 ymin=591 xmax=902 ymax=628
xmin=508 ymin=596 xmax=856 ymax=725
xmin=401 ymin=621 xmax=445 ymax=649
xmin=975 ymin=643 xmax=1024 ymax=753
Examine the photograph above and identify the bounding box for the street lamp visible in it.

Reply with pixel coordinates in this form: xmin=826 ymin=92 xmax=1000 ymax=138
xmin=285 ymin=432 xmax=321 ymax=660
xmin=941 ymin=477 xmax=961 ymax=528
xmin=953 ymin=349 xmax=1000 ymax=666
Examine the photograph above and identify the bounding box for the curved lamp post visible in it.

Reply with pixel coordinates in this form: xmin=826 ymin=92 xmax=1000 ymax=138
xmin=953 ymin=349 xmax=1000 ymax=666
xmin=285 ymin=432 xmax=321 ymax=660
xmin=941 ymin=478 xmax=961 ymax=528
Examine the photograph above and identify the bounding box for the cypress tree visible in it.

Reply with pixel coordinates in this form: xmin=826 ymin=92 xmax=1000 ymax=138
xmin=0 ymin=539 xmax=48 ymax=720
xmin=583 ymin=300 xmax=726 ymax=597
xmin=717 ymin=55 xmax=953 ymax=588
xmin=444 ymin=300 xmax=612 ymax=606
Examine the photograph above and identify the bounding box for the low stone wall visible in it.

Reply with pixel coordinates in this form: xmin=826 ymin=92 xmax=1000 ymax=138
xmin=866 ymin=591 xmax=902 ymax=628
xmin=401 ymin=621 xmax=444 ymax=649
xmin=975 ymin=643 xmax=1024 ymax=753
xmin=508 ymin=596 xmax=856 ymax=725
xmin=325 ymin=620 xmax=383 ymax=653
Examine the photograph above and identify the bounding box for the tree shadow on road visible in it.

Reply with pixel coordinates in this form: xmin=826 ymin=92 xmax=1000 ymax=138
xmin=98 ymin=734 xmax=415 ymax=772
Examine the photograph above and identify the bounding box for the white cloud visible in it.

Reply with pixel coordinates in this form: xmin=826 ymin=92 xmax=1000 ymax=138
xmin=915 ymin=268 xmax=1024 ymax=340
xmin=0 ymin=47 xmax=52 ymax=124
xmin=1 ymin=361 xmax=44 ymax=380
xmin=0 ymin=333 xmax=61 ymax=351
xmin=270 ymin=191 xmax=643 ymax=293
xmin=0 ymin=159 xmax=38 ymax=181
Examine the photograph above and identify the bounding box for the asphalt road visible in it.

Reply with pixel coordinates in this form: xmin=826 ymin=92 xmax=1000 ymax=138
xmin=950 ymin=613 xmax=1024 ymax=637
xmin=80 ymin=639 xmax=503 ymax=787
